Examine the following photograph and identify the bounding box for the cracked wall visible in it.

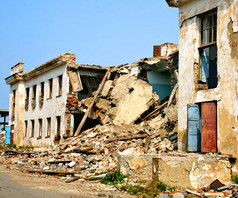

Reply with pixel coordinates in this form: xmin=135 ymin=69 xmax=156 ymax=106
xmin=177 ymin=0 xmax=238 ymax=167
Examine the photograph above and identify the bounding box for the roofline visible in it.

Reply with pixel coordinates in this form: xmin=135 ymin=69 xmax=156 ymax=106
xmin=166 ymin=0 xmax=191 ymax=7
xmin=5 ymin=52 xmax=75 ymax=85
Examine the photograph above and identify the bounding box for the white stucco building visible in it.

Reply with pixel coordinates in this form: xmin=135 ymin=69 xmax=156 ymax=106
xmin=5 ymin=53 xmax=106 ymax=147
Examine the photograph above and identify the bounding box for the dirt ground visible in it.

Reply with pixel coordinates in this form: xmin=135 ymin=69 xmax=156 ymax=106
xmin=0 ymin=165 xmax=133 ymax=198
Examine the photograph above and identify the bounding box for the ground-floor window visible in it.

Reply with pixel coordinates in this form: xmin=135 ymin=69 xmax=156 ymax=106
xmin=30 ymin=120 xmax=35 ymax=137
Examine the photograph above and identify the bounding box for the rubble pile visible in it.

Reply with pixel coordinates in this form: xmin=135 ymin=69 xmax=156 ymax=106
xmin=0 ymin=124 xmax=177 ymax=178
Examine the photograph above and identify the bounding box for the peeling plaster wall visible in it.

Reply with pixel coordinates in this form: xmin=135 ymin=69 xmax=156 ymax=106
xmin=8 ymin=63 xmax=68 ymax=147
xmin=178 ymin=0 xmax=238 ymax=164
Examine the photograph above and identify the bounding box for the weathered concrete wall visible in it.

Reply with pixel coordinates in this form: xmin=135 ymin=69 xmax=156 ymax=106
xmin=177 ymin=0 xmax=238 ymax=166
xmin=119 ymin=151 xmax=231 ymax=190
xmin=156 ymin=154 xmax=231 ymax=189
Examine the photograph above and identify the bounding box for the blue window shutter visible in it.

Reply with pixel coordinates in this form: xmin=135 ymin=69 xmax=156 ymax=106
xmin=188 ymin=104 xmax=201 ymax=152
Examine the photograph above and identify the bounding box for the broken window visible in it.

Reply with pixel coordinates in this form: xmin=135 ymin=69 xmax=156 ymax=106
xmin=46 ymin=117 xmax=51 ymax=137
xmin=38 ymin=119 xmax=42 ymax=138
xmin=25 ymin=88 xmax=29 ymax=111
xmin=39 ymin=82 xmax=44 ymax=108
xmin=48 ymin=78 xmax=53 ymax=99
xmin=199 ymin=9 xmax=217 ymax=89
xmin=57 ymin=75 xmax=63 ymax=96
xmin=24 ymin=120 xmax=28 ymax=137
xmin=30 ymin=120 xmax=35 ymax=137
xmin=32 ymin=85 xmax=37 ymax=109
xmin=11 ymin=90 xmax=16 ymax=121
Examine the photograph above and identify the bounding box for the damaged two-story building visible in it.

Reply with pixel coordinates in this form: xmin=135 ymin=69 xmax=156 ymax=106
xmin=5 ymin=53 xmax=107 ymax=147
xmin=5 ymin=43 xmax=179 ymax=147
xmin=166 ymin=0 xmax=238 ymax=165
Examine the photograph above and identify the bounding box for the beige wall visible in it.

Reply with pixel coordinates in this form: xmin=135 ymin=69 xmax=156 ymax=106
xmin=178 ymin=0 xmax=238 ymax=163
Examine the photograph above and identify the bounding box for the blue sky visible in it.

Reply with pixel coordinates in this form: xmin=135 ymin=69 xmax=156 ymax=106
xmin=0 ymin=0 xmax=179 ymax=110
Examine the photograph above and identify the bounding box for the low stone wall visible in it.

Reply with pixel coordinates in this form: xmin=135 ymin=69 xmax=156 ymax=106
xmin=118 ymin=151 xmax=231 ymax=189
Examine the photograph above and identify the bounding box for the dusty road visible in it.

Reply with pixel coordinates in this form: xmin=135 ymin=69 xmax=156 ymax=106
xmin=0 ymin=172 xmax=64 ymax=198
xmin=0 ymin=165 xmax=132 ymax=198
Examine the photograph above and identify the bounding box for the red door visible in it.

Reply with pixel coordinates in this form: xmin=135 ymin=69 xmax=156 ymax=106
xmin=201 ymin=102 xmax=217 ymax=152
xmin=10 ymin=125 xmax=14 ymax=144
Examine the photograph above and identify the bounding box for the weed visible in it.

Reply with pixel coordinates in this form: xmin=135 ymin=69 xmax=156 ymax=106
xmin=120 ymin=180 xmax=176 ymax=197
xmin=232 ymin=174 xmax=238 ymax=184
xmin=6 ymin=144 xmax=16 ymax=149
xmin=121 ymin=185 xmax=146 ymax=196
xmin=100 ymin=169 xmax=128 ymax=185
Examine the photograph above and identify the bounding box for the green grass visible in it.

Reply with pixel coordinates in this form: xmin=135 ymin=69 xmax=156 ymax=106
xmin=120 ymin=180 xmax=176 ymax=197
xmin=232 ymin=174 xmax=238 ymax=184
xmin=100 ymin=169 xmax=128 ymax=185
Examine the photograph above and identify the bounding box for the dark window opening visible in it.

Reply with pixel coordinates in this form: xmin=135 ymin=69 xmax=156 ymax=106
xmin=24 ymin=120 xmax=28 ymax=137
xmin=48 ymin=78 xmax=53 ymax=99
xmin=31 ymin=120 xmax=35 ymax=137
xmin=54 ymin=116 xmax=61 ymax=144
xmin=46 ymin=117 xmax=51 ymax=137
xmin=39 ymin=82 xmax=44 ymax=108
xmin=58 ymin=75 xmax=63 ymax=96
xmin=199 ymin=9 xmax=217 ymax=89
xmin=38 ymin=119 xmax=42 ymax=138
xmin=11 ymin=90 xmax=16 ymax=121
xmin=25 ymin=88 xmax=29 ymax=111
xmin=32 ymin=85 xmax=37 ymax=109
xmin=73 ymin=113 xmax=100 ymax=135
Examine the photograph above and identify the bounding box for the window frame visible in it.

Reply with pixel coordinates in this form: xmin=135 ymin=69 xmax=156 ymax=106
xmin=48 ymin=78 xmax=53 ymax=99
xmin=38 ymin=118 xmax=42 ymax=139
xmin=198 ymin=9 xmax=218 ymax=89
xmin=30 ymin=120 xmax=35 ymax=138
xmin=57 ymin=75 xmax=63 ymax=97
xmin=46 ymin=117 xmax=51 ymax=138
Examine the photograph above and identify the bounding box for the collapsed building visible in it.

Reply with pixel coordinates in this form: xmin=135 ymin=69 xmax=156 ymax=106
xmin=5 ymin=43 xmax=178 ymax=147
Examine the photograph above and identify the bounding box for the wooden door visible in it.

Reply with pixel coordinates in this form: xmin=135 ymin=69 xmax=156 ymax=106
xmin=187 ymin=104 xmax=201 ymax=152
xmin=10 ymin=125 xmax=14 ymax=144
xmin=201 ymin=102 xmax=217 ymax=152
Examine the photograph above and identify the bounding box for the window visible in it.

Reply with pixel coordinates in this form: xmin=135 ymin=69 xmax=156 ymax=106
xmin=55 ymin=116 xmax=61 ymax=144
xmin=11 ymin=90 xmax=16 ymax=121
xmin=46 ymin=117 xmax=51 ymax=137
xmin=56 ymin=116 xmax=61 ymax=137
xmin=57 ymin=75 xmax=63 ymax=96
xmin=30 ymin=120 xmax=35 ymax=137
xmin=38 ymin=119 xmax=42 ymax=138
xmin=25 ymin=88 xmax=29 ymax=111
xmin=48 ymin=78 xmax=53 ymax=99
xmin=39 ymin=82 xmax=44 ymax=108
xmin=199 ymin=9 xmax=217 ymax=89
xmin=24 ymin=120 xmax=28 ymax=137
xmin=32 ymin=85 xmax=37 ymax=109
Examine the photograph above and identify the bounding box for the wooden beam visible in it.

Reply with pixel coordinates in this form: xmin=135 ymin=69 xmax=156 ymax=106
xmin=74 ymin=68 xmax=111 ymax=136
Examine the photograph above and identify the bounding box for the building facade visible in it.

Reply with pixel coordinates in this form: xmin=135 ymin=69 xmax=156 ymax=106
xmin=166 ymin=0 xmax=238 ymax=162
xmin=5 ymin=53 xmax=106 ymax=147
